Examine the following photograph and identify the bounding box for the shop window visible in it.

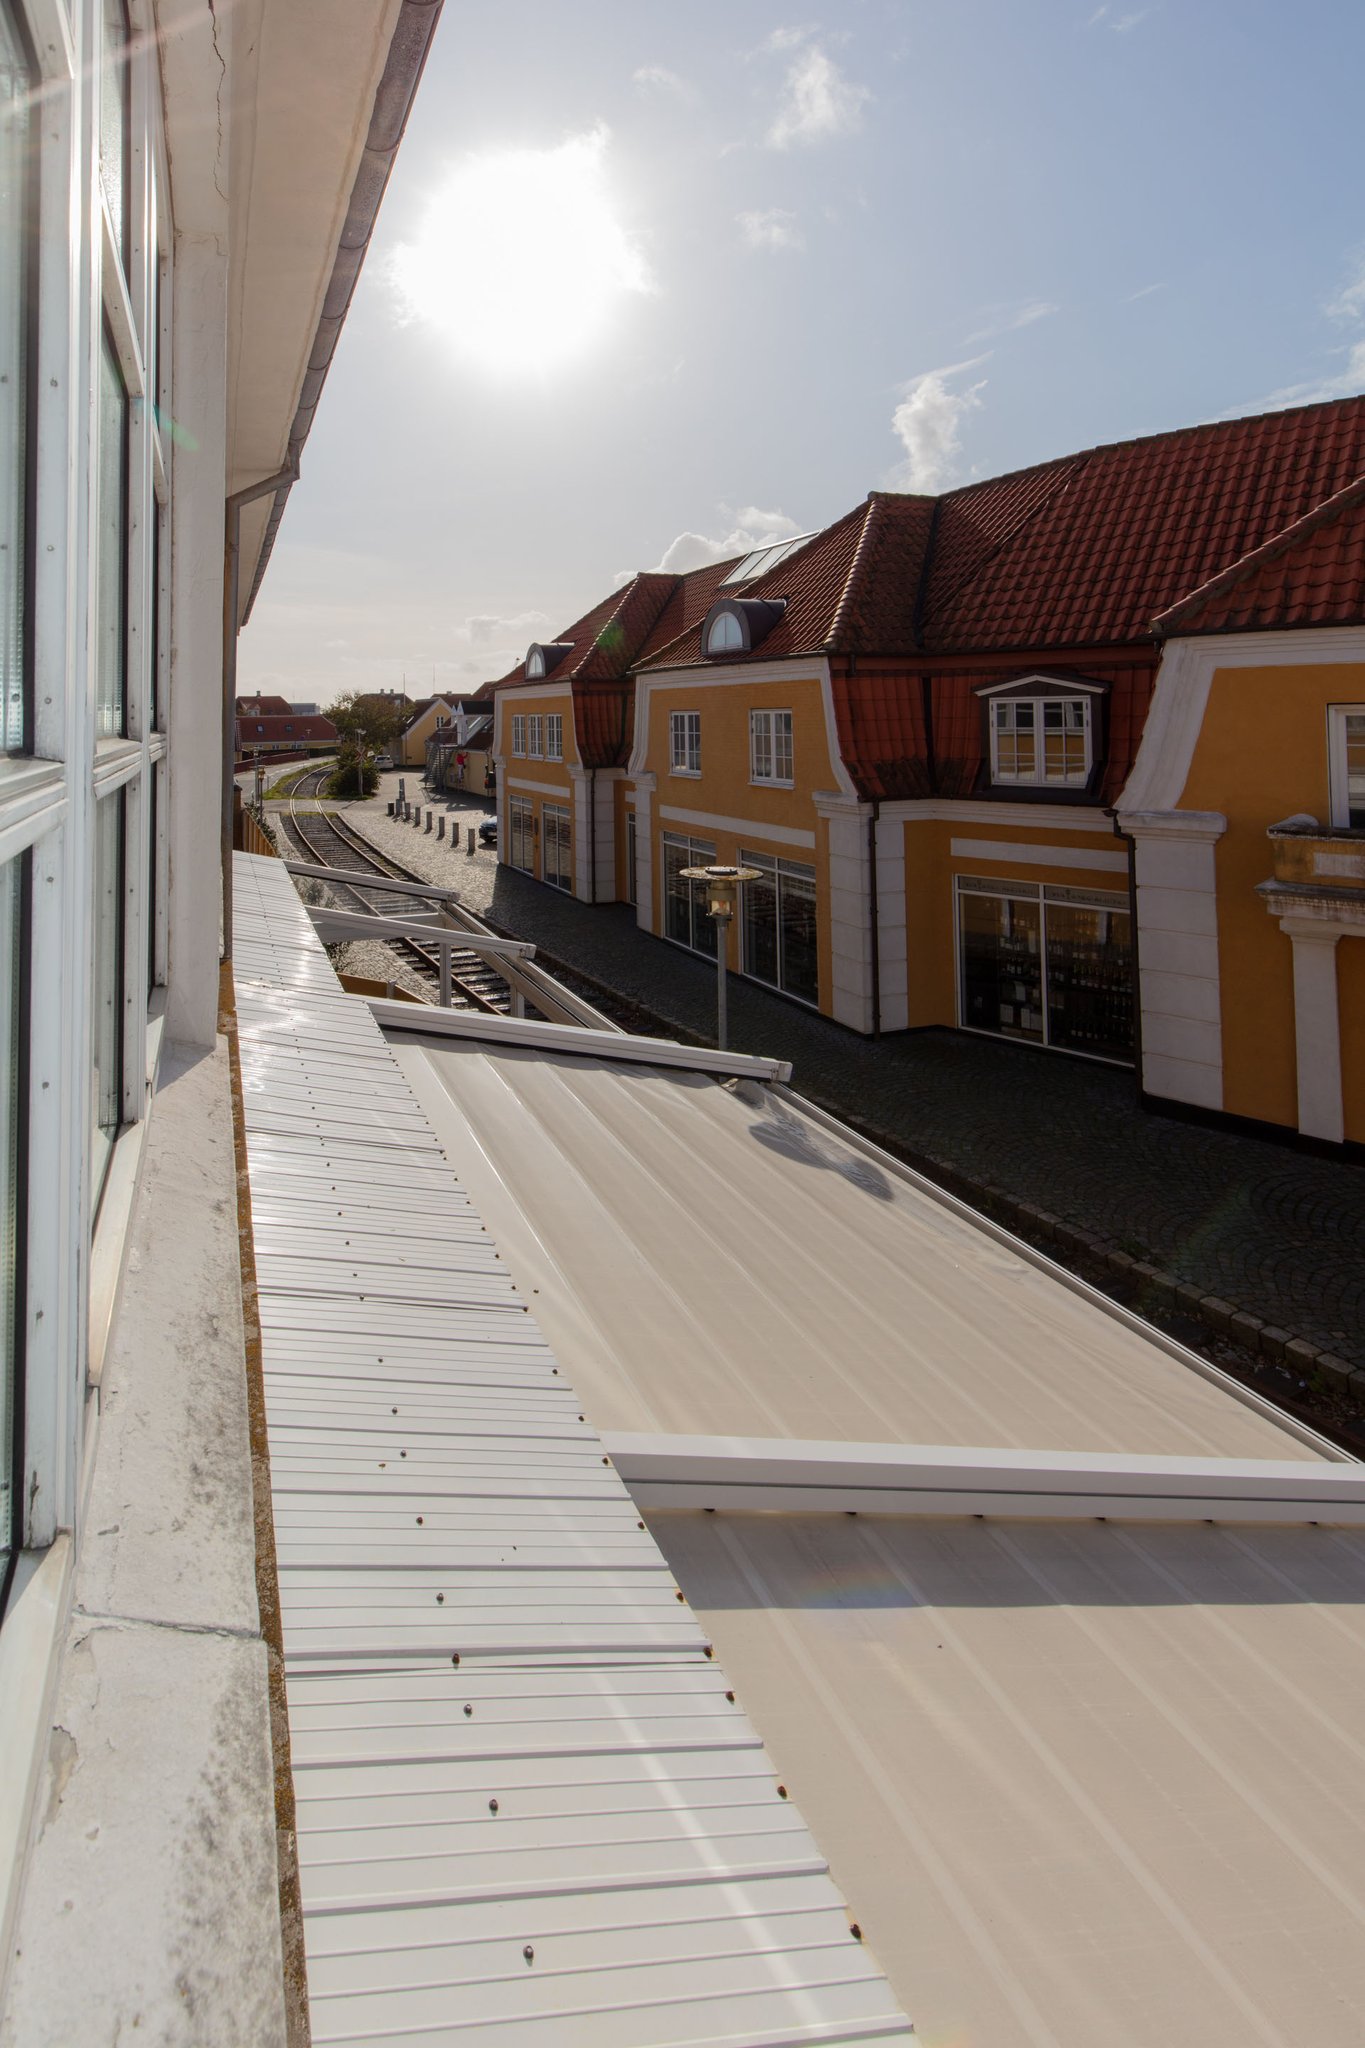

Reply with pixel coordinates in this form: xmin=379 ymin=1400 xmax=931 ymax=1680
xmin=96 ymin=329 xmax=128 ymax=737
xmin=1 ymin=0 xmax=34 ymax=755
xmin=0 ymin=852 xmax=26 ymax=1582
xmin=545 ymin=714 xmax=563 ymax=761
xmin=669 ymin=710 xmax=701 ymax=776
xmin=511 ymin=714 xmax=525 ymax=756
xmin=750 ymin=710 xmax=793 ymax=785
xmin=661 ymin=832 xmax=716 ymax=956
xmin=1328 ymin=706 xmax=1365 ymax=828
xmin=626 ymin=810 xmax=637 ymax=905
xmin=509 ymin=795 xmax=535 ymax=873
xmin=956 ymin=876 xmax=1133 ymax=1064
xmin=543 ymin=803 xmax=571 ymax=890
xmin=92 ymin=789 xmax=126 ymax=1208
xmin=741 ymin=850 xmax=817 ymax=1005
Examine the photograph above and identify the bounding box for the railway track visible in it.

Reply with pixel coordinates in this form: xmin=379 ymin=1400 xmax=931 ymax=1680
xmin=282 ymin=777 xmax=507 ymax=1011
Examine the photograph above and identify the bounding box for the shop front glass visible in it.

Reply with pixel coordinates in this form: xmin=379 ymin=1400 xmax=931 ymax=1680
xmin=543 ymin=803 xmax=571 ymax=890
xmin=661 ymin=833 xmax=716 ymax=956
xmin=957 ymin=877 xmax=1133 ymax=1064
xmin=741 ymin=850 xmax=818 ymax=1005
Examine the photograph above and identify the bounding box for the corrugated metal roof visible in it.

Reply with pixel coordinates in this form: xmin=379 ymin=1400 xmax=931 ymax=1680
xmin=232 ymin=854 xmax=914 ymax=2046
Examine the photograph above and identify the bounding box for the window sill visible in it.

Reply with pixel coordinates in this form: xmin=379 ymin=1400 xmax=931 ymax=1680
xmin=0 ymin=758 xmax=67 ymax=856
xmin=0 ymin=1535 xmax=74 ymax=1969
xmin=669 ymin=769 xmax=702 ymax=779
xmin=749 ymin=778 xmax=795 ymax=790
xmin=93 ymin=738 xmax=144 ymax=793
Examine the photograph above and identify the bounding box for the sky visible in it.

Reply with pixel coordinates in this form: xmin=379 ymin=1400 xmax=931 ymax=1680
xmin=238 ymin=0 xmax=1365 ymax=709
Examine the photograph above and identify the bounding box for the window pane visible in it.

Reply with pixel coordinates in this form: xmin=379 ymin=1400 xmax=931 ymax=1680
xmin=774 ymin=713 xmax=793 ymax=783
xmin=777 ymin=860 xmax=818 ymax=1003
xmin=742 ymin=855 xmax=779 ymax=987
xmin=97 ymin=332 xmax=128 ymax=737
xmin=92 ymin=790 xmax=125 ymax=1207
xmin=1 ymin=4 xmax=33 ymax=755
xmin=663 ymin=834 xmax=715 ymax=955
xmin=959 ymin=888 xmax=1043 ymax=1042
xmin=1044 ymin=899 xmax=1134 ymax=1064
xmin=0 ymin=853 xmax=24 ymax=1574
xmin=1345 ymin=713 xmax=1365 ymax=828
xmin=100 ymin=0 xmax=130 ymax=259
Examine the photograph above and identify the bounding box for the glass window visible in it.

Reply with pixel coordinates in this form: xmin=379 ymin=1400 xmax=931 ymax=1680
xmin=750 ymin=710 xmax=793 ymax=784
xmin=707 ymin=611 xmax=744 ymax=655
xmin=543 ymin=803 xmax=571 ymax=890
xmin=742 ymin=850 xmax=818 ymax=1004
xmin=545 ymin=714 xmax=563 ymax=761
xmin=990 ymin=695 xmax=1092 ymax=787
xmin=669 ymin=710 xmax=701 ymax=775
xmin=511 ymin=714 xmax=525 ymax=757
xmin=96 ymin=330 xmax=128 ymax=737
xmin=0 ymin=854 xmax=25 ymax=1579
xmin=1 ymin=2 xmax=34 ymax=756
xmin=527 ymin=714 xmax=542 ymax=759
xmin=99 ymin=0 xmax=130 ymax=260
xmin=1329 ymin=707 xmax=1365 ymax=828
xmin=662 ymin=833 xmax=716 ymax=957
xmin=509 ymin=795 xmax=534 ymax=873
xmin=526 ymin=648 xmax=545 ymax=678
xmin=957 ymin=877 xmax=1133 ymax=1064
xmin=92 ymin=790 xmax=125 ymax=1207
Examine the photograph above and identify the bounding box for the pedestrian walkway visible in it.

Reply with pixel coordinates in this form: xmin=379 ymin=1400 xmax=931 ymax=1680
xmin=345 ymin=801 xmax=1365 ymax=1383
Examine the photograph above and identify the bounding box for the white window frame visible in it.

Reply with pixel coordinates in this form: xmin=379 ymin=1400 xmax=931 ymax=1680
xmin=525 ymin=647 xmax=545 ymax=679
xmin=527 ymin=713 xmax=543 ymax=760
xmin=545 ymin=712 xmax=563 ymax=761
xmin=669 ymin=709 xmax=701 ymax=777
xmin=953 ymin=875 xmax=1134 ymax=1067
xmin=988 ymin=695 xmax=1092 ymax=788
xmin=749 ymin=709 xmax=793 ymax=787
xmin=707 ymin=612 xmax=743 ymax=656
xmin=1327 ymin=704 xmax=1365 ymax=829
xmin=542 ymin=802 xmax=571 ymax=890
xmin=511 ymin=713 xmax=525 ymax=757
xmin=508 ymin=794 xmax=535 ymax=873
xmin=0 ymin=0 xmax=174 ymax=1572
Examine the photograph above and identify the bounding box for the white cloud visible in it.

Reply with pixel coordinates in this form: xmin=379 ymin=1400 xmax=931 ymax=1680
xmin=1326 ymin=257 xmax=1365 ymax=324
xmin=766 ymin=44 xmax=870 ymax=149
xmin=962 ymin=298 xmax=1058 ymax=345
xmin=737 ymin=207 xmax=805 ymax=252
xmin=1125 ymin=280 xmax=1167 ymax=302
xmin=1231 ymin=338 xmax=1365 ymax=417
xmin=888 ymin=357 xmax=990 ymax=492
xmin=632 ymin=64 xmax=689 ymax=98
xmin=1087 ymin=4 xmax=1150 ymax=27
xmin=652 ymin=506 xmax=802 ymax=576
xmin=459 ymin=610 xmax=550 ymax=647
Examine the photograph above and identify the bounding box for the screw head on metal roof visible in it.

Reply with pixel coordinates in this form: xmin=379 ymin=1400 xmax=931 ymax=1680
xmin=523 ymin=1945 xmax=534 ymax=1963
xmin=463 ymin=1704 xmax=473 ymax=1716
xmin=776 ymin=1784 xmax=788 ymax=1799
xmin=489 ymin=1798 xmax=499 ymax=1814
xmin=726 ymin=1691 xmax=735 ymax=1703
xmin=850 ymin=1922 xmax=863 ymax=1941
xmin=451 ymin=1653 xmax=460 ymax=1666
xmin=436 ymin=1593 xmax=444 ymax=1604
xmin=416 ymin=1516 xmax=423 ymax=1525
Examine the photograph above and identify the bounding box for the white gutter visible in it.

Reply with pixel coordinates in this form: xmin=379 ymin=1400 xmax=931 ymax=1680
xmin=603 ymin=1433 xmax=1365 ymax=1524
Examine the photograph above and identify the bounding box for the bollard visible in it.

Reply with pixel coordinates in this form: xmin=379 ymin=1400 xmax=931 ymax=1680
xmin=466 ymin=827 xmax=475 ymax=855
xmin=437 ymin=816 xmax=445 ymax=840
xmin=425 ymin=809 xmax=432 ymax=833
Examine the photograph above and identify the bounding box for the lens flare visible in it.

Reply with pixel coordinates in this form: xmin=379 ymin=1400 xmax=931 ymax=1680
xmin=392 ymin=126 xmax=654 ymax=377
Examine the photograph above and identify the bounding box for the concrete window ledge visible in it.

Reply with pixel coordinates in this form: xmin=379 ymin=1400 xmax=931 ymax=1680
xmin=1 ymin=1040 xmax=287 ymax=2047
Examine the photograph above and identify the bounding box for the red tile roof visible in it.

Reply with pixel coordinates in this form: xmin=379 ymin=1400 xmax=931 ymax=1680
xmin=234 ymin=714 xmax=337 ymax=745
xmin=1152 ymin=472 xmax=1365 ymax=637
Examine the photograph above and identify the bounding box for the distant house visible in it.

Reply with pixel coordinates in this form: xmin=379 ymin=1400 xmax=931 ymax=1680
xmin=395 ymin=695 xmax=457 ymax=768
xmin=233 ymin=702 xmax=338 ymax=758
xmin=425 ymin=704 xmax=496 ymax=795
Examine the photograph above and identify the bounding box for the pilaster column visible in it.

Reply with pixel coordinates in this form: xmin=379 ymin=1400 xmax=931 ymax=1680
xmin=1115 ymin=808 xmax=1227 ymax=1110
xmin=631 ymin=772 xmax=656 ymax=933
xmin=815 ymin=791 xmax=874 ymax=1034
xmin=1284 ymin=922 xmax=1344 ymax=1143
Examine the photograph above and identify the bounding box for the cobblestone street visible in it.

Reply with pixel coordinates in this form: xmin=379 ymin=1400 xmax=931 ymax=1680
xmin=329 ymin=782 xmax=1365 ymax=1391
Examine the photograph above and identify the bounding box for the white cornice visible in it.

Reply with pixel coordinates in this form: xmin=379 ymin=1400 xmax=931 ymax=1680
xmin=1119 ymin=809 xmax=1227 ymax=842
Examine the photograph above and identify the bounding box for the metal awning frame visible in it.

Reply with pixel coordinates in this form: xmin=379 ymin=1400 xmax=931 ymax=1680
xmin=369 ymin=994 xmax=795 ymax=1083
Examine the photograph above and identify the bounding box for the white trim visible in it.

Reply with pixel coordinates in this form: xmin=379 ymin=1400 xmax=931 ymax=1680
xmin=950 ymin=837 xmax=1127 ymax=873
xmin=507 ymin=774 xmax=569 ymax=799
xmin=659 ymin=804 xmax=816 ymax=849
xmin=368 ymin=995 xmax=793 ymax=1082
xmin=0 ymin=1538 xmax=73 ymax=1977
xmin=877 ymin=797 xmax=1113 ymax=831
xmin=975 ymin=673 xmax=1108 ymax=698
xmin=1121 ymin=628 xmax=1365 ymax=815
xmin=1122 ymin=813 xmax=1228 ymax=1110
xmin=1281 ymin=923 xmax=1345 ymax=1144
xmin=601 ymin=1435 xmax=1365 ymax=1524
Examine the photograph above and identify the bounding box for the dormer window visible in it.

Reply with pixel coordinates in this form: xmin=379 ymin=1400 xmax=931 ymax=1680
xmin=525 ymin=641 xmax=573 ymax=679
xmin=701 ymin=597 xmax=786 ymax=659
xmin=976 ymin=674 xmax=1105 ymax=790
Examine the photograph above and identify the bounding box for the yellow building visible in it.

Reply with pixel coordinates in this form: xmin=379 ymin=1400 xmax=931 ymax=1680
xmin=493 ymin=398 xmax=1365 ymax=1148
xmin=1118 ymin=476 xmax=1365 ymax=1149
xmin=395 ymin=695 xmax=456 ymax=768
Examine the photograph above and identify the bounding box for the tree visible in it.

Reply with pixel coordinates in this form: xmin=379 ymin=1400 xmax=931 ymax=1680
xmin=326 ymin=691 xmax=405 ymax=797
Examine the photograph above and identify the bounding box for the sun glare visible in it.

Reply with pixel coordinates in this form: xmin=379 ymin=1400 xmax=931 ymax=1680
xmin=393 ymin=127 xmax=653 ymax=377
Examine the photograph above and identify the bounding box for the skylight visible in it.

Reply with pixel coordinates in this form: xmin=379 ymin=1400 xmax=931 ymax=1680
xmin=719 ymin=531 xmax=817 ymax=586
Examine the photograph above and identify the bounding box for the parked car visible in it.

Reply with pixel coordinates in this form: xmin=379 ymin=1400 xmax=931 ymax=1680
xmin=478 ymin=817 xmax=498 ymax=847
xmin=375 ymin=754 xmax=394 ymax=771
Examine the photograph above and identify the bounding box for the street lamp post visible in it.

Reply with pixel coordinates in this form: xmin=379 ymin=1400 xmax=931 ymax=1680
xmin=681 ymin=865 xmax=761 ymax=1051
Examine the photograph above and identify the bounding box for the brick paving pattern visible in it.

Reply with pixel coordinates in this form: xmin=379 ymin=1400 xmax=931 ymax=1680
xmin=338 ymin=781 xmax=1365 ymax=1383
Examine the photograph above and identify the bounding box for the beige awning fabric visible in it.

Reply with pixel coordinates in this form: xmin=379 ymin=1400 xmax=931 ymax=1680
xmin=388 ymin=1037 xmax=1321 ymax=1462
